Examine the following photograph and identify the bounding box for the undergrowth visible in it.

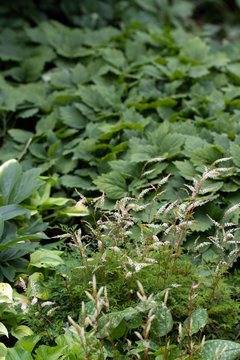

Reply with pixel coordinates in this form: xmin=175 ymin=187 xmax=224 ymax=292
xmin=3 ymin=159 xmax=239 ymax=359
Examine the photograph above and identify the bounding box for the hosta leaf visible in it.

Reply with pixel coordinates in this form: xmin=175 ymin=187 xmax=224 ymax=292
xmin=17 ymin=334 xmax=42 ymax=353
xmin=11 ymin=326 xmax=33 ymax=340
xmin=8 ymin=168 xmax=43 ymax=204
xmin=0 ymin=342 xmax=7 ymax=359
xmin=0 ymin=159 xmax=21 ymax=205
xmin=94 ymin=172 xmax=128 ymax=199
xmin=0 ymin=281 xmax=16 ymax=303
xmin=5 ymin=346 xmax=33 ymax=360
xmin=34 ymin=345 xmax=67 ymax=360
xmin=0 ymin=204 xmax=30 ymax=220
xmin=0 ymin=322 xmax=8 ymax=337
xmin=29 ymin=249 xmax=64 ymax=268
xmin=203 ymin=340 xmax=240 ymax=360
xmin=59 ymin=204 xmax=89 ymax=217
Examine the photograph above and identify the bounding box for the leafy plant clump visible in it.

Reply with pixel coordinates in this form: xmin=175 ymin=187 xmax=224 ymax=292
xmin=1 ymin=1 xmax=240 ymax=359
xmin=1 ymin=165 xmax=239 ymax=359
xmin=1 ymin=5 xmax=240 ymax=261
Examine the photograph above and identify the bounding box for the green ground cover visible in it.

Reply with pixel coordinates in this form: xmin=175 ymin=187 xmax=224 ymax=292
xmin=0 ymin=1 xmax=239 ymax=358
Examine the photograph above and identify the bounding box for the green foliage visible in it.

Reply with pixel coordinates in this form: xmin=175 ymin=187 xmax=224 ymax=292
xmin=1 ymin=10 xmax=240 ymax=262
xmin=0 ymin=159 xmax=88 ymax=281
xmin=1 ymin=1 xmax=240 ymax=358
xmin=0 ymin=283 xmax=33 ymax=345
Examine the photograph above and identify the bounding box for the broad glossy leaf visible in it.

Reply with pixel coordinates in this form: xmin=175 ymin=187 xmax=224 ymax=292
xmin=0 ymin=204 xmax=30 ymax=220
xmin=8 ymin=168 xmax=43 ymax=205
xmin=5 ymin=345 xmax=33 ymax=360
xmin=59 ymin=203 xmax=89 ymax=217
xmin=34 ymin=345 xmax=67 ymax=360
xmin=0 ymin=283 xmax=13 ymax=303
xmin=29 ymin=249 xmax=64 ymax=268
xmin=0 ymin=160 xmax=21 ymax=205
xmin=17 ymin=334 xmax=42 ymax=353
xmin=0 ymin=322 xmax=8 ymax=337
xmin=11 ymin=326 xmax=33 ymax=340
xmin=203 ymin=340 xmax=240 ymax=360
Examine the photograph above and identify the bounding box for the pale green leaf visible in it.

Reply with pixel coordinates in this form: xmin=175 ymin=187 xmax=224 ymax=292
xmin=11 ymin=326 xmax=33 ymax=340
xmin=30 ymin=249 xmax=64 ymax=268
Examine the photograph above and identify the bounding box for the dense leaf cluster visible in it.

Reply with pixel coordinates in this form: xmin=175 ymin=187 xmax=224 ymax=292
xmin=1 ymin=8 xmax=240 ymax=260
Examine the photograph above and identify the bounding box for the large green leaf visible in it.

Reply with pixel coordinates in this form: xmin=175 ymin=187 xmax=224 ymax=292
xmin=203 ymin=340 xmax=240 ymax=360
xmin=94 ymin=172 xmax=128 ymax=199
xmin=183 ymin=308 xmax=208 ymax=337
xmin=8 ymin=168 xmax=43 ymax=204
xmin=0 ymin=160 xmax=21 ymax=205
xmin=0 ymin=205 xmax=30 ymax=220
xmin=29 ymin=249 xmax=64 ymax=268
xmin=5 ymin=345 xmax=33 ymax=360
xmin=34 ymin=345 xmax=67 ymax=360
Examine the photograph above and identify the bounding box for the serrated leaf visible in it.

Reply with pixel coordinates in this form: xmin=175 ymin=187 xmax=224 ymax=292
xmin=60 ymin=175 xmax=93 ymax=190
xmin=99 ymin=48 xmax=125 ymax=68
xmin=230 ymin=143 xmax=240 ymax=167
xmin=190 ymin=146 xmax=223 ymax=166
xmin=94 ymin=172 xmax=128 ymax=200
xmin=190 ymin=209 xmax=213 ymax=232
xmin=179 ymin=37 xmax=210 ymax=64
xmin=59 ymin=105 xmax=87 ymax=129
xmin=174 ymin=160 xmax=196 ymax=180
xmin=8 ymin=129 xmax=33 ymax=143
